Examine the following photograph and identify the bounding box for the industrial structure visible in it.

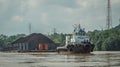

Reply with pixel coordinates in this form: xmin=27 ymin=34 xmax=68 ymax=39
xmin=12 ymin=33 xmax=57 ymax=51
xmin=106 ymin=0 xmax=112 ymax=29
xmin=29 ymin=23 xmax=32 ymax=34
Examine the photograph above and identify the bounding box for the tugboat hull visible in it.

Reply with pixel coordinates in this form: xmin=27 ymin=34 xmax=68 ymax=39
xmin=67 ymin=44 xmax=94 ymax=53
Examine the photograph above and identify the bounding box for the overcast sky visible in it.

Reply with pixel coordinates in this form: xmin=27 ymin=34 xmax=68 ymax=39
xmin=0 ymin=0 xmax=120 ymax=35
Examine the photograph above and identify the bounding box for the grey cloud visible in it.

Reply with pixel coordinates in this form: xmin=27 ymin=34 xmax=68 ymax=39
xmin=0 ymin=0 xmax=120 ymax=35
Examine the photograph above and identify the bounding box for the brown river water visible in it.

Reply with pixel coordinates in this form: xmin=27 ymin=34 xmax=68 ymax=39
xmin=0 ymin=51 xmax=120 ymax=67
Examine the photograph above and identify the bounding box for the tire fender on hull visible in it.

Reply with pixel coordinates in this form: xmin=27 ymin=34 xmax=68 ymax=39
xmin=84 ymin=45 xmax=91 ymax=53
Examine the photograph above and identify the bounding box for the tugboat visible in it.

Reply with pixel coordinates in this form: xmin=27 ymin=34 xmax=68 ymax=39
xmin=57 ymin=24 xmax=94 ymax=53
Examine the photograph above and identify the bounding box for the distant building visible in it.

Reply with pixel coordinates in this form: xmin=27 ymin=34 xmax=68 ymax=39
xmin=12 ymin=33 xmax=57 ymax=51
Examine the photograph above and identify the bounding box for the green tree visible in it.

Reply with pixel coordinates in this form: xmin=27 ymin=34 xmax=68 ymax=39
xmin=0 ymin=34 xmax=26 ymax=49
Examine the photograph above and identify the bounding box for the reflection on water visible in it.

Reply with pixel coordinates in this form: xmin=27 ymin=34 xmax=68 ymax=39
xmin=0 ymin=51 xmax=120 ymax=67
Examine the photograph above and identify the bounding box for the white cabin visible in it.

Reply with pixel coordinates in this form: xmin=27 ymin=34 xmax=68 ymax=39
xmin=66 ymin=24 xmax=90 ymax=45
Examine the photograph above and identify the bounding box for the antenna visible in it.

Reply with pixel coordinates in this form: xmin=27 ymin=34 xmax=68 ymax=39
xmin=29 ymin=23 xmax=31 ymax=34
xmin=106 ymin=0 xmax=112 ymax=29
xmin=52 ymin=28 xmax=57 ymax=34
xmin=119 ymin=18 xmax=120 ymax=25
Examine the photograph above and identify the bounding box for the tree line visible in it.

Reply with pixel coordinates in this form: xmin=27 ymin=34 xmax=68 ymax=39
xmin=0 ymin=34 xmax=26 ymax=50
xmin=88 ymin=25 xmax=120 ymax=51
xmin=0 ymin=25 xmax=120 ymax=51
